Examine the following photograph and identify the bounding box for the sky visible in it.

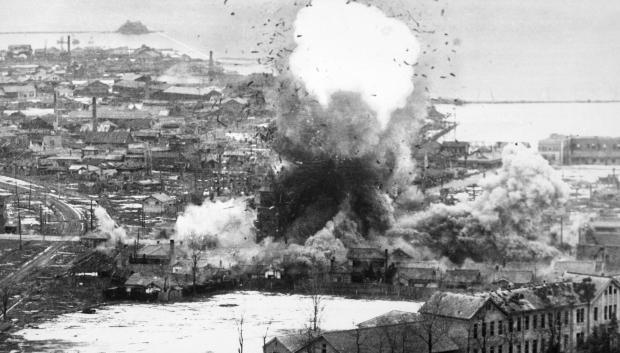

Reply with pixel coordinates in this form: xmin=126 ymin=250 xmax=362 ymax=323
xmin=0 ymin=0 xmax=619 ymax=101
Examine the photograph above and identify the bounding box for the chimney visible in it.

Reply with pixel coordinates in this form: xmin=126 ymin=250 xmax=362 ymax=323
xmin=169 ymin=239 xmax=175 ymax=264
xmin=67 ymin=35 xmax=71 ymax=57
xmin=91 ymin=97 xmax=97 ymax=132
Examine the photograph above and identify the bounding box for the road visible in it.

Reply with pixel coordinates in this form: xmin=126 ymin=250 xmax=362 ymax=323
xmin=0 ymin=243 xmax=63 ymax=286
xmin=0 ymin=175 xmax=84 ymax=236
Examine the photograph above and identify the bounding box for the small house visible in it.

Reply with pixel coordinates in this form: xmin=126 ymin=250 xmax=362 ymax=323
xmin=142 ymin=193 xmax=175 ymax=214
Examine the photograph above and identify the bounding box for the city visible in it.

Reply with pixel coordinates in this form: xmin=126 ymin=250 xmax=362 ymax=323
xmin=0 ymin=0 xmax=619 ymax=352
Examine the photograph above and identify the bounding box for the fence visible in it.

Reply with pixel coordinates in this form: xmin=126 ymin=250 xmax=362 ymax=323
xmin=239 ymin=279 xmax=436 ymax=301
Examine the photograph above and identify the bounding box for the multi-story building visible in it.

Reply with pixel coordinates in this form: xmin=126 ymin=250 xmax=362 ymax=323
xmin=419 ymin=275 xmax=620 ymax=353
xmin=538 ymin=135 xmax=620 ymax=165
xmin=538 ymin=134 xmax=570 ymax=165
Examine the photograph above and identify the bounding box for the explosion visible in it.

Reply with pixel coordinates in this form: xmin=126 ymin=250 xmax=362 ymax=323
xmin=94 ymin=206 xmax=128 ymax=245
xmin=391 ymin=144 xmax=570 ymax=265
xmin=170 ymin=0 xmax=570 ymax=273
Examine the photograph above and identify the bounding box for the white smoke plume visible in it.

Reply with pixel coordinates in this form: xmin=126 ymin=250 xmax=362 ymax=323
xmin=393 ymin=144 xmax=570 ymax=264
xmin=94 ymin=206 xmax=128 ymax=245
xmin=174 ymin=198 xmax=256 ymax=247
xmin=289 ymin=0 xmax=420 ymax=129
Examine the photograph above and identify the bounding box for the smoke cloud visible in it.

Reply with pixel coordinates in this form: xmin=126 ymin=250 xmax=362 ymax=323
xmin=94 ymin=206 xmax=128 ymax=245
xmin=174 ymin=198 xmax=256 ymax=247
xmin=392 ymin=144 xmax=570 ymax=264
xmin=289 ymin=0 xmax=420 ymax=129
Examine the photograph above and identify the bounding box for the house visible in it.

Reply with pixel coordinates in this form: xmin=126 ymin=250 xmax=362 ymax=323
xmin=491 ymin=270 xmax=535 ymax=287
xmin=389 ymin=248 xmax=414 ymax=266
xmin=132 ymin=239 xmax=183 ymax=264
xmin=2 ymin=84 xmax=36 ymax=100
xmin=397 ymin=267 xmax=440 ymax=287
xmin=74 ymin=80 xmax=110 ymax=97
xmin=356 ymin=310 xmax=420 ymax=328
xmin=84 ymin=131 xmax=134 ymax=146
xmin=347 ymin=247 xmax=388 ymax=283
xmin=577 ymin=217 xmax=620 ymax=271
xmin=142 ymin=193 xmax=175 ymax=214
xmin=153 ymin=86 xmax=223 ymax=101
xmin=263 ymin=334 xmax=310 ymax=353
xmin=265 ymin=323 xmax=460 ymax=353
xmin=443 ymin=269 xmax=482 ymax=288
xmin=113 ymin=80 xmax=146 ymax=98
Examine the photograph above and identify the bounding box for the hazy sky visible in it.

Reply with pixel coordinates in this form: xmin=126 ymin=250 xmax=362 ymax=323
xmin=1 ymin=0 xmax=619 ymax=101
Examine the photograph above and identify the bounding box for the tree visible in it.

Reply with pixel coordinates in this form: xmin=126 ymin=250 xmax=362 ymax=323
xmin=582 ymin=317 xmax=620 ymax=353
xmin=236 ymin=313 xmax=245 ymax=353
xmin=186 ymin=233 xmax=211 ymax=294
xmin=0 ymin=285 xmax=11 ymax=321
xmin=415 ymin=293 xmax=452 ymax=353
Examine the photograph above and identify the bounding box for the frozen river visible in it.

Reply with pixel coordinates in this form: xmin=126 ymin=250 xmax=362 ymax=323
xmin=15 ymin=291 xmax=422 ymax=353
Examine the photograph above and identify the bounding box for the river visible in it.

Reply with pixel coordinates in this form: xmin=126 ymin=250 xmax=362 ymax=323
xmin=14 ymin=291 xmax=422 ymax=353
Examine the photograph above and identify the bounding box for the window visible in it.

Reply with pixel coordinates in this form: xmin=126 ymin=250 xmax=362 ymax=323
xmin=548 ymin=313 xmax=554 ymax=328
xmin=498 ymin=320 xmax=503 ymax=335
xmin=605 ymin=306 xmax=608 ymax=320
xmin=490 ymin=347 xmax=495 ymax=353
xmin=532 ymin=315 xmax=537 ymax=329
xmin=490 ymin=321 xmax=495 ymax=336
xmin=541 ymin=314 xmax=545 ymax=328
xmin=563 ymin=334 xmax=569 ymax=351
xmin=321 ymin=344 xmax=327 ymax=353
xmin=474 ymin=323 xmax=478 ymax=339
xmin=594 ymin=307 xmax=598 ymax=321
xmin=525 ymin=341 xmax=529 ymax=353
xmin=509 ymin=318 xmax=514 ymax=333
xmin=564 ymin=311 xmax=569 ymax=325
xmin=482 ymin=322 xmax=487 ymax=337
xmin=524 ymin=316 xmax=530 ymax=330
xmin=516 ymin=317 xmax=521 ymax=332
xmin=610 ymin=286 xmax=613 ymax=295
xmin=532 ymin=339 xmax=538 ymax=353
xmin=577 ymin=332 xmax=585 ymax=346
xmin=615 ymin=305 xmax=618 ymax=318
xmin=499 ymin=345 xmax=503 ymax=353
xmin=516 ymin=344 xmax=521 ymax=353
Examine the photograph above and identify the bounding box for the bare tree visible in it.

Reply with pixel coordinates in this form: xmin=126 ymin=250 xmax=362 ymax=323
xmin=415 ymin=293 xmax=452 ymax=353
xmin=236 ymin=313 xmax=245 ymax=353
xmin=262 ymin=319 xmax=272 ymax=353
xmin=309 ymin=288 xmax=325 ymax=333
xmin=0 ymin=286 xmax=10 ymax=321
xmin=187 ymin=233 xmax=211 ymax=295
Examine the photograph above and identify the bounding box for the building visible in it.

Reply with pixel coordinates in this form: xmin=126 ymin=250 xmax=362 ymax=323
xmin=153 ymin=86 xmax=222 ymax=101
xmin=537 ymin=135 xmax=620 ymax=165
xmin=1 ymin=84 xmax=36 ymax=100
xmin=419 ymin=276 xmax=620 ymax=353
xmin=569 ymin=136 xmax=620 ymax=165
xmin=443 ymin=269 xmax=483 ymax=288
xmin=142 ymin=193 xmax=175 ymax=214
xmin=74 ymin=80 xmax=110 ymax=97
xmin=265 ymin=323 xmax=459 ymax=353
xmin=576 ymin=217 xmax=620 ymax=272
xmin=538 ymin=134 xmax=571 ymax=165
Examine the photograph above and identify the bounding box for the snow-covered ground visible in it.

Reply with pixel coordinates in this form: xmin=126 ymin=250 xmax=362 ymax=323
xmin=17 ymin=291 xmax=422 ymax=353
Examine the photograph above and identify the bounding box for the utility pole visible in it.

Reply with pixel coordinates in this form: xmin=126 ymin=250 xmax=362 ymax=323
xmin=14 ymin=183 xmax=22 ymax=250
xmin=90 ymin=199 xmax=94 ymax=231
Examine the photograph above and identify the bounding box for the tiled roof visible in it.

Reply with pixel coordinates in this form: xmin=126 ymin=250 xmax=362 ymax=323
xmin=420 ymin=292 xmax=489 ymax=320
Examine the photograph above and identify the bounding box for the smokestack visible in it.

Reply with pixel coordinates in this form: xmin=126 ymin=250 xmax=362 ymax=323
xmin=67 ymin=35 xmax=71 ymax=57
xmin=169 ymin=239 xmax=175 ymax=264
xmin=91 ymin=97 xmax=97 ymax=132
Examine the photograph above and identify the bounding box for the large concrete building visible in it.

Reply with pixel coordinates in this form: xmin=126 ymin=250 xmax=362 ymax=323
xmin=539 ymin=135 xmax=620 ymax=165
